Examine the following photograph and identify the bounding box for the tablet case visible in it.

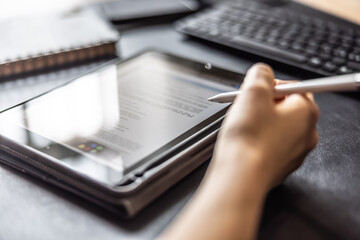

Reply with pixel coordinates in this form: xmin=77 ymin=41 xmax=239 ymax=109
xmin=0 ymin=125 xmax=218 ymax=218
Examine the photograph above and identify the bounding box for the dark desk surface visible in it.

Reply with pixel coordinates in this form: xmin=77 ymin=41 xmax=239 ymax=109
xmin=0 ymin=24 xmax=359 ymax=240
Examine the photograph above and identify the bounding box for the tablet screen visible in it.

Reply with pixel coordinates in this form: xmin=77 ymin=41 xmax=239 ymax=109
xmin=0 ymin=52 xmax=241 ymax=185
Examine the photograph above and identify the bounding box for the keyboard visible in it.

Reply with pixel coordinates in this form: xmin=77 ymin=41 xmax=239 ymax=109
xmin=175 ymin=0 xmax=360 ymax=76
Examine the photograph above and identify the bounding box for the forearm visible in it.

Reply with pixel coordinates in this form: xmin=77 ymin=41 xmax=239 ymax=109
xmin=159 ymin=146 xmax=268 ymax=240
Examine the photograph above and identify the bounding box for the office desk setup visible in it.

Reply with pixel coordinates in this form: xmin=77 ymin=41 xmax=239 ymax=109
xmin=0 ymin=0 xmax=359 ymax=239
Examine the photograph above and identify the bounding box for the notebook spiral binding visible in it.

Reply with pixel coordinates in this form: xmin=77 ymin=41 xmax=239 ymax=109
xmin=0 ymin=41 xmax=117 ymax=79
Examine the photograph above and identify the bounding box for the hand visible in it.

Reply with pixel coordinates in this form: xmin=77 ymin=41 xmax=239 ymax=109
xmin=212 ymin=63 xmax=319 ymax=191
xmin=159 ymin=63 xmax=319 ymax=240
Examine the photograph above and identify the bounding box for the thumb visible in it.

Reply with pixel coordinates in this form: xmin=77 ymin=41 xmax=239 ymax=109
xmin=238 ymin=63 xmax=275 ymax=105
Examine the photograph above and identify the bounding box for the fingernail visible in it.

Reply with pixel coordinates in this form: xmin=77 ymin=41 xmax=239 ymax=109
xmin=248 ymin=63 xmax=273 ymax=75
xmin=245 ymin=63 xmax=274 ymax=82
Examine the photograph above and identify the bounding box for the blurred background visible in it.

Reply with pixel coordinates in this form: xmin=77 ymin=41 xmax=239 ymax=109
xmin=0 ymin=0 xmax=359 ymax=23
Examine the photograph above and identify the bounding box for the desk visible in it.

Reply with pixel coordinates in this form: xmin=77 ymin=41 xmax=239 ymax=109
xmin=0 ymin=1 xmax=359 ymax=240
xmin=296 ymin=0 xmax=360 ymax=24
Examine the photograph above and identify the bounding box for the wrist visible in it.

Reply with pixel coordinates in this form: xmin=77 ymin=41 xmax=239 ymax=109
xmin=210 ymin=141 xmax=273 ymax=194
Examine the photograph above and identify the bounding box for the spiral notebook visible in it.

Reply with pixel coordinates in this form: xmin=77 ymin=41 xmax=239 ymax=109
xmin=0 ymin=10 xmax=120 ymax=79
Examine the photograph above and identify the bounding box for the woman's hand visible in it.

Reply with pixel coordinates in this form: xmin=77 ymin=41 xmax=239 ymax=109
xmin=213 ymin=63 xmax=319 ymax=191
xmin=159 ymin=63 xmax=319 ymax=240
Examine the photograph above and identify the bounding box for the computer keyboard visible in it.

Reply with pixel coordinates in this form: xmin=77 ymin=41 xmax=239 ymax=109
xmin=175 ymin=0 xmax=360 ymax=76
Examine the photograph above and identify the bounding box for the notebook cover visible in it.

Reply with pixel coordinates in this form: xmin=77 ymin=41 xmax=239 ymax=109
xmin=0 ymin=9 xmax=120 ymax=79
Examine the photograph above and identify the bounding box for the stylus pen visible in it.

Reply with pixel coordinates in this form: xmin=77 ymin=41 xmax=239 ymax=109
xmin=207 ymin=73 xmax=360 ymax=103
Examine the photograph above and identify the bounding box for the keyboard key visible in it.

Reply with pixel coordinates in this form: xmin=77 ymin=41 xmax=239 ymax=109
xmin=254 ymin=35 xmax=265 ymax=42
xmin=333 ymin=48 xmax=348 ymax=58
xmin=266 ymin=37 xmax=278 ymax=45
xmin=308 ymin=39 xmax=320 ymax=48
xmin=269 ymin=29 xmax=282 ymax=37
xmin=313 ymin=18 xmax=326 ymax=28
xmin=323 ymin=62 xmax=337 ymax=72
xmin=309 ymin=57 xmax=322 ymax=67
xmin=305 ymin=48 xmax=317 ymax=56
xmin=291 ymin=42 xmax=303 ymax=52
xmin=279 ymin=40 xmax=291 ymax=49
xmin=321 ymin=44 xmax=333 ymax=54
xmin=347 ymin=61 xmax=360 ymax=71
xmin=231 ymin=36 xmax=307 ymax=62
xmin=343 ymin=28 xmax=355 ymax=36
xmin=355 ymin=38 xmax=360 ymax=46
xmin=340 ymin=36 xmax=353 ymax=45
xmin=319 ymin=53 xmax=331 ymax=61
xmin=327 ymin=22 xmax=339 ymax=31
xmin=298 ymin=14 xmax=311 ymax=24
xmin=282 ymin=34 xmax=296 ymax=41
xmin=219 ymin=31 xmax=234 ymax=39
xmin=348 ymin=53 xmax=360 ymax=62
xmin=339 ymin=66 xmax=353 ymax=74
xmin=328 ymin=35 xmax=340 ymax=45
xmin=332 ymin=57 xmax=346 ymax=65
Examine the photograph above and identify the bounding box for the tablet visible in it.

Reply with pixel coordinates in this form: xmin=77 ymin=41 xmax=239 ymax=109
xmin=0 ymin=51 xmax=243 ymax=217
